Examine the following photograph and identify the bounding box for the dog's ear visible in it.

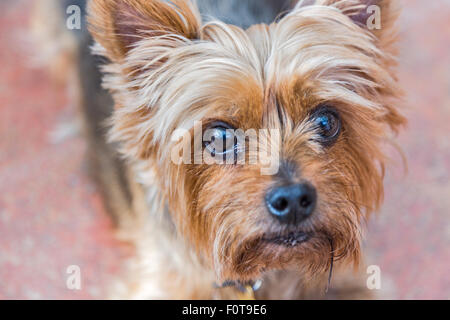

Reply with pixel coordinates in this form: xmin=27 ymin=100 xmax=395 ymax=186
xmin=298 ymin=0 xmax=398 ymax=43
xmin=332 ymin=1 xmax=395 ymax=29
xmin=87 ymin=0 xmax=201 ymax=62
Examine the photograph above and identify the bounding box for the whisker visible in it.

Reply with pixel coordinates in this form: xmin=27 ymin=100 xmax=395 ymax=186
xmin=325 ymin=237 xmax=334 ymax=294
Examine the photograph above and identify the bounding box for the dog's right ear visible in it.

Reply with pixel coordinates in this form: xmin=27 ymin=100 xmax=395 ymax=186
xmin=87 ymin=0 xmax=201 ymax=62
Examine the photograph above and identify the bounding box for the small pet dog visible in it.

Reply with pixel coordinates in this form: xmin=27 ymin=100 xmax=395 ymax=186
xmin=44 ymin=0 xmax=405 ymax=299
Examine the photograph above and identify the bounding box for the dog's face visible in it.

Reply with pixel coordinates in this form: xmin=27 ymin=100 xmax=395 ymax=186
xmin=89 ymin=0 xmax=404 ymax=283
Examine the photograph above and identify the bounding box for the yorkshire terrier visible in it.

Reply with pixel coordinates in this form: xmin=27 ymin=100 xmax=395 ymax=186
xmin=37 ymin=0 xmax=405 ymax=299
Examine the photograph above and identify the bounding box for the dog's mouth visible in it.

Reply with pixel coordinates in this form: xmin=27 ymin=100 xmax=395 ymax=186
xmin=262 ymin=231 xmax=311 ymax=247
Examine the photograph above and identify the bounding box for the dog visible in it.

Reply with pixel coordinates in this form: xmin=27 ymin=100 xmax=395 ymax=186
xmin=36 ymin=0 xmax=405 ymax=299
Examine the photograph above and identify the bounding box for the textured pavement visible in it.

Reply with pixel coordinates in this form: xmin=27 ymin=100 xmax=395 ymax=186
xmin=0 ymin=0 xmax=449 ymax=299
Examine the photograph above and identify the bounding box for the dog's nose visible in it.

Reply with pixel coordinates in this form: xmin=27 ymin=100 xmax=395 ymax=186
xmin=265 ymin=183 xmax=317 ymax=225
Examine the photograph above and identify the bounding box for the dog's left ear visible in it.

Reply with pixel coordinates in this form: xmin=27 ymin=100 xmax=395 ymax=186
xmin=335 ymin=0 xmax=395 ymax=29
xmin=87 ymin=0 xmax=201 ymax=62
xmin=300 ymin=0 xmax=398 ymax=46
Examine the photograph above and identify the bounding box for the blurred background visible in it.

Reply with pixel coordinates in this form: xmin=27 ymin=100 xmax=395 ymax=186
xmin=0 ymin=0 xmax=448 ymax=299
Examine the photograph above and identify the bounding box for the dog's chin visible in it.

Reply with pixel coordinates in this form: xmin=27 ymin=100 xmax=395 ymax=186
xmin=262 ymin=231 xmax=312 ymax=247
xmin=220 ymin=231 xmax=321 ymax=283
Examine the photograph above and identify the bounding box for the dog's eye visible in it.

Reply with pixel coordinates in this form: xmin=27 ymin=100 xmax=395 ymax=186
xmin=204 ymin=123 xmax=237 ymax=157
xmin=311 ymin=106 xmax=341 ymax=145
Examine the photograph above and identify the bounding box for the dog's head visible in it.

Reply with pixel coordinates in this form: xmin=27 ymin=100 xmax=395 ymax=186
xmin=88 ymin=0 xmax=404 ymax=283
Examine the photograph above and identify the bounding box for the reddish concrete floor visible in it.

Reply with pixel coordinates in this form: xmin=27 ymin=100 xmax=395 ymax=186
xmin=0 ymin=0 xmax=449 ymax=299
xmin=0 ymin=1 xmax=126 ymax=299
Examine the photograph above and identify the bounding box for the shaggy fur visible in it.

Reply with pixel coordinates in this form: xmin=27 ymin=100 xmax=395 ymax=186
xmin=84 ymin=0 xmax=405 ymax=299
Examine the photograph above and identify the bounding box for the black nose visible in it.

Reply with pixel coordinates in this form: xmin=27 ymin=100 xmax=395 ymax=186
xmin=265 ymin=183 xmax=317 ymax=225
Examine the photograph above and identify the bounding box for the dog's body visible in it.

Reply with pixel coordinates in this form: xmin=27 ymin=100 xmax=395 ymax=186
xmin=35 ymin=0 xmax=404 ymax=299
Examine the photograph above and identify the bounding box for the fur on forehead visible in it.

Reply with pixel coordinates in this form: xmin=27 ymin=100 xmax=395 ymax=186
xmin=88 ymin=0 xmax=403 ymax=161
